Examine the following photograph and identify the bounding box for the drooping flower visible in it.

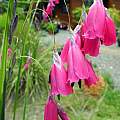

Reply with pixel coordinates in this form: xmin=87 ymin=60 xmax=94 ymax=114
xmin=84 ymin=60 xmax=98 ymax=86
xmin=46 ymin=3 xmax=54 ymax=16
xmin=43 ymin=0 xmax=60 ymax=19
xmin=58 ymin=105 xmax=70 ymax=120
xmin=50 ymin=51 xmax=73 ymax=96
xmin=44 ymin=96 xmax=58 ymax=120
xmin=81 ymin=0 xmax=116 ymax=57
xmin=61 ymin=34 xmax=99 ymax=86
xmin=81 ymin=0 xmax=105 ymax=57
xmin=103 ymin=9 xmax=116 ymax=46
xmin=61 ymin=37 xmax=89 ymax=84
xmin=83 ymin=0 xmax=105 ymax=39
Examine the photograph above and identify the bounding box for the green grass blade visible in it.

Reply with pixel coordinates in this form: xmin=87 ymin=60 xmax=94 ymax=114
xmin=0 ymin=0 xmax=14 ymax=120
xmin=13 ymin=0 xmax=41 ymax=119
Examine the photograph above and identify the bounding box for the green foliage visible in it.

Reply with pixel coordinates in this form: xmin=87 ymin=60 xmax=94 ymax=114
xmin=0 ymin=13 xmax=7 ymax=32
xmin=46 ymin=22 xmax=58 ymax=33
xmin=101 ymin=72 xmax=113 ymax=88
xmin=40 ymin=21 xmax=48 ymax=30
xmin=72 ymin=7 xmax=89 ymax=23
xmin=108 ymin=8 xmax=120 ymax=29
xmin=72 ymin=7 xmax=82 ymax=22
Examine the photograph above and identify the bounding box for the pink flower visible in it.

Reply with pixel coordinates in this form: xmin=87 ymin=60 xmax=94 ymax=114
xmin=61 ymin=38 xmax=89 ymax=84
xmin=61 ymin=35 xmax=98 ymax=86
xmin=84 ymin=0 xmax=105 ymax=39
xmin=44 ymin=96 xmax=58 ymax=120
xmin=103 ymin=9 xmax=116 ymax=46
xmin=81 ymin=0 xmax=116 ymax=57
xmin=81 ymin=0 xmax=105 ymax=57
xmin=84 ymin=60 xmax=98 ymax=87
xmin=46 ymin=3 xmax=53 ymax=16
xmin=50 ymin=52 xmax=73 ymax=96
xmin=7 ymin=48 xmax=12 ymax=57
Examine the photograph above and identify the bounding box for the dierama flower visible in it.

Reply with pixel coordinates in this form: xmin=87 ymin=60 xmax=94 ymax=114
xmin=83 ymin=0 xmax=105 ymax=39
xmin=43 ymin=0 xmax=60 ymax=19
xmin=46 ymin=3 xmax=54 ymax=16
xmin=44 ymin=96 xmax=58 ymax=120
xmin=61 ymin=38 xmax=89 ymax=84
xmin=50 ymin=51 xmax=73 ymax=96
xmin=81 ymin=0 xmax=116 ymax=57
xmin=103 ymin=9 xmax=116 ymax=46
xmin=84 ymin=60 xmax=98 ymax=87
xmin=61 ymin=34 xmax=99 ymax=86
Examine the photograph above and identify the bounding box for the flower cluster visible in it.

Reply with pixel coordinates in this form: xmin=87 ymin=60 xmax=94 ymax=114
xmin=43 ymin=0 xmax=60 ymax=20
xmin=44 ymin=0 xmax=116 ymax=119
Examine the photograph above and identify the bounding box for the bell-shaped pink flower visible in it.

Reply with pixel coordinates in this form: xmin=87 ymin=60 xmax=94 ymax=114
xmin=103 ymin=10 xmax=116 ymax=46
xmin=44 ymin=96 xmax=58 ymax=120
xmin=84 ymin=60 xmax=98 ymax=87
xmin=50 ymin=52 xmax=73 ymax=96
xmin=46 ymin=3 xmax=53 ymax=16
xmin=61 ymin=38 xmax=89 ymax=83
xmin=84 ymin=0 xmax=105 ymax=39
xmin=58 ymin=105 xmax=70 ymax=120
xmin=81 ymin=0 xmax=106 ymax=57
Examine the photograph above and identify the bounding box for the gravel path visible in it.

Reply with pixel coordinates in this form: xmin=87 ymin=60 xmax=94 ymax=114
xmin=92 ymin=46 xmax=120 ymax=89
xmin=41 ymin=30 xmax=120 ymax=89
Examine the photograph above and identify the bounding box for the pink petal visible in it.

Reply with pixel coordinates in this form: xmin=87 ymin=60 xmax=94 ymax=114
xmin=85 ymin=60 xmax=98 ymax=87
xmin=103 ymin=14 xmax=116 ymax=46
xmin=84 ymin=0 xmax=105 ymax=39
xmin=67 ymin=42 xmax=79 ymax=83
xmin=44 ymin=96 xmax=58 ymax=120
xmin=60 ymin=39 xmax=71 ymax=63
xmin=71 ymin=41 xmax=89 ymax=80
xmin=82 ymin=37 xmax=101 ymax=57
xmin=50 ymin=53 xmax=73 ymax=96
xmin=46 ymin=3 xmax=53 ymax=16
